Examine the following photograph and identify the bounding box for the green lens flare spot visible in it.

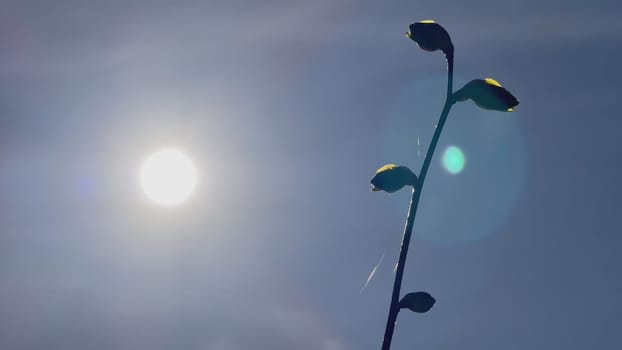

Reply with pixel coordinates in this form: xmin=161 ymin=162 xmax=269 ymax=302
xmin=442 ymin=146 xmax=466 ymax=174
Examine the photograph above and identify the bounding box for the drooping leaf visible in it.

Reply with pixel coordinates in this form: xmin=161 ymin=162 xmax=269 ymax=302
xmin=399 ymin=291 xmax=436 ymax=313
xmin=406 ymin=20 xmax=453 ymax=59
xmin=453 ymin=78 xmax=519 ymax=112
xmin=370 ymin=164 xmax=418 ymax=193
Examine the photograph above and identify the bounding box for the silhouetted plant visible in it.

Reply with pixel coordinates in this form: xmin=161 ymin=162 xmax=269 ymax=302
xmin=371 ymin=20 xmax=519 ymax=350
xmin=399 ymin=292 xmax=436 ymax=313
xmin=371 ymin=164 xmax=418 ymax=193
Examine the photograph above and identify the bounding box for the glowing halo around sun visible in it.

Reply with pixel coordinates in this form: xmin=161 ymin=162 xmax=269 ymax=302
xmin=139 ymin=148 xmax=197 ymax=206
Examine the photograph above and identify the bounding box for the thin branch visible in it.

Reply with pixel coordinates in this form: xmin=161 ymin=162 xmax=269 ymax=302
xmin=380 ymin=52 xmax=454 ymax=350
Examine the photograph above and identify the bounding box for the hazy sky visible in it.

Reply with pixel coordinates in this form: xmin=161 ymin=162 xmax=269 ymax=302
xmin=1 ymin=1 xmax=621 ymax=349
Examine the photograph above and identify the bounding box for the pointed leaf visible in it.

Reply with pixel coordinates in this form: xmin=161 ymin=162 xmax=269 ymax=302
xmin=370 ymin=164 xmax=418 ymax=193
xmin=454 ymin=78 xmax=519 ymax=112
xmin=399 ymin=291 xmax=436 ymax=313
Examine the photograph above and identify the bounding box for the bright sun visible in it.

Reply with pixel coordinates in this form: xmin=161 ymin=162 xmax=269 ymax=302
xmin=139 ymin=148 xmax=197 ymax=206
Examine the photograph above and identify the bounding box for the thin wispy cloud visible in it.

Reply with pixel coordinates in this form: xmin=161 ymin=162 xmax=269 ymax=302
xmin=360 ymin=253 xmax=384 ymax=294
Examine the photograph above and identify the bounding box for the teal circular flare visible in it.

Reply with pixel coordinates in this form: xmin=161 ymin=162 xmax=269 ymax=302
xmin=370 ymin=164 xmax=418 ymax=193
xmin=442 ymin=146 xmax=466 ymax=174
xmin=453 ymin=78 xmax=519 ymax=112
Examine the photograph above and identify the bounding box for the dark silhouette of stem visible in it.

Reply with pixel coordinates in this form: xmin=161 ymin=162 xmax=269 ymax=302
xmin=381 ymin=51 xmax=454 ymax=350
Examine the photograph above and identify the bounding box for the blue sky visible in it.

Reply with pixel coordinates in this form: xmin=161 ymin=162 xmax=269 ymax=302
xmin=1 ymin=1 xmax=621 ymax=349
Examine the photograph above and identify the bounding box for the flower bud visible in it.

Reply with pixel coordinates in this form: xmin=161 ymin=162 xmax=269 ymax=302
xmin=406 ymin=20 xmax=453 ymax=59
xmin=370 ymin=164 xmax=418 ymax=193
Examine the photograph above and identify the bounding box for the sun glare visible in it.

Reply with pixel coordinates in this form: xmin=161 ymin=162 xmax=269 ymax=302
xmin=139 ymin=148 xmax=197 ymax=206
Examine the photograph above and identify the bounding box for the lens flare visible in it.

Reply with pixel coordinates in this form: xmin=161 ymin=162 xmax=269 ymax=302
xmin=442 ymin=146 xmax=465 ymax=174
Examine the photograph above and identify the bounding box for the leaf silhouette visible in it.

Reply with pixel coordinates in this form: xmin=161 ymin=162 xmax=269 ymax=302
xmin=406 ymin=20 xmax=453 ymax=60
xmin=399 ymin=291 xmax=436 ymax=313
xmin=453 ymin=78 xmax=519 ymax=112
xmin=370 ymin=164 xmax=418 ymax=193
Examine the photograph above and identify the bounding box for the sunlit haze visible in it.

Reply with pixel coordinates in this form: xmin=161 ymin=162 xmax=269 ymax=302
xmin=1 ymin=1 xmax=621 ymax=349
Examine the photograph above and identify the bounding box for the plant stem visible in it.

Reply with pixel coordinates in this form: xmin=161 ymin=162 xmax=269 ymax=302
xmin=380 ymin=53 xmax=454 ymax=350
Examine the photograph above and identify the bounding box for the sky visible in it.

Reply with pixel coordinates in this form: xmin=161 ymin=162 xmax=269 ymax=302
xmin=1 ymin=0 xmax=621 ymax=349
